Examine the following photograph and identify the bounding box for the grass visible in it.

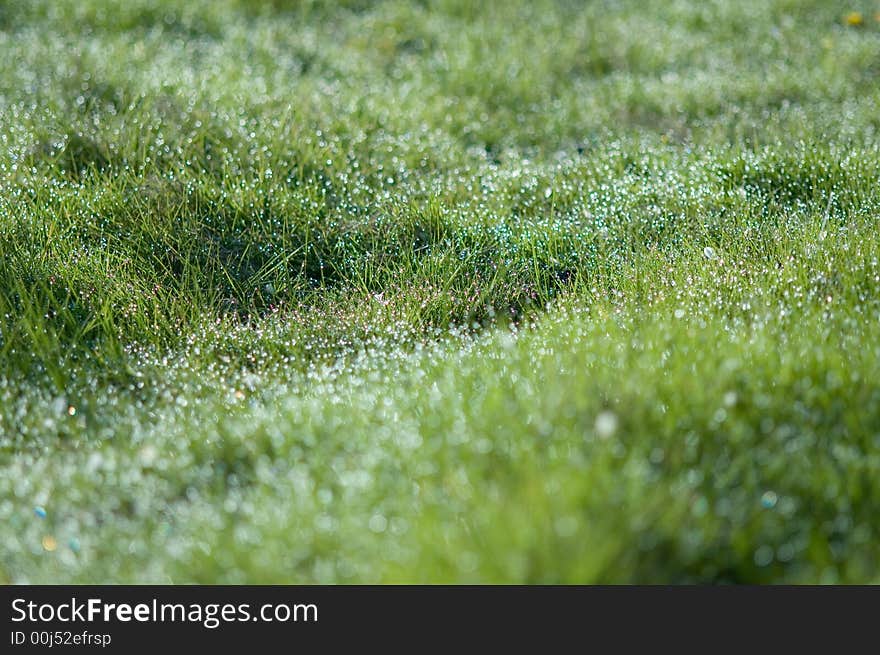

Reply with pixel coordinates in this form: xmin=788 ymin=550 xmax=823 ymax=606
xmin=2 ymin=0 xmax=880 ymax=583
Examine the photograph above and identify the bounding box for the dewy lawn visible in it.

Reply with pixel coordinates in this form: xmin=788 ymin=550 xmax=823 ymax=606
xmin=1 ymin=0 xmax=880 ymax=582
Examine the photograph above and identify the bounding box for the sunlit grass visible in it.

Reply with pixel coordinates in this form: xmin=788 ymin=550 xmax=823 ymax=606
xmin=2 ymin=0 xmax=880 ymax=583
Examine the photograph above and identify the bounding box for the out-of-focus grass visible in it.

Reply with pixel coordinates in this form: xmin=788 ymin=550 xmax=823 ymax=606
xmin=2 ymin=0 xmax=880 ymax=582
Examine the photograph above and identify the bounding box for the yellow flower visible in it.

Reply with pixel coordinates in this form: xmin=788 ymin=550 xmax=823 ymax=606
xmin=844 ymin=11 xmax=863 ymax=26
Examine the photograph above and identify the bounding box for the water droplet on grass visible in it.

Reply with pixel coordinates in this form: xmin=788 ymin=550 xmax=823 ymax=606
xmin=594 ymin=411 xmax=618 ymax=439
xmin=754 ymin=545 xmax=774 ymax=566
xmin=554 ymin=516 xmax=578 ymax=537
xmin=139 ymin=445 xmax=158 ymax=467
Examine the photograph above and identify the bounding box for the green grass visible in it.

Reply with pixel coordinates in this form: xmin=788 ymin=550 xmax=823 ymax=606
xmin=2 ymin=0 xmax=880 ymax=583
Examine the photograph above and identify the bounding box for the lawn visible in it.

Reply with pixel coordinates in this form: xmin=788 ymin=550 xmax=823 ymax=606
xmin=2 ymin=0 xmax=880 ymax=583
